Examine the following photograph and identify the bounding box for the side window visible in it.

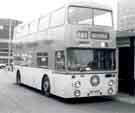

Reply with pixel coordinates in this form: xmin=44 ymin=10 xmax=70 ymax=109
xmin=50 ymin=8 xmax=65 ymax=27
xmin=37 ymin=52 xmax=48 ymax=68
xmin=14 ymin=53 xmax=24 ymax=66
xmin=39 ymin=15 xmax=49 ymax=31
xmin=19 ymin=24 xmax=28 ymax=36
xmin=29 ymin=20 xmax=38 ymax=33
xmin=55 ymin=50 xmax=65 ymax=70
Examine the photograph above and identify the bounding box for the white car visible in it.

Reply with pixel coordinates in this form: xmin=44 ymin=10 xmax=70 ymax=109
xmin=0 ymin=64 xmax=6 ymax=69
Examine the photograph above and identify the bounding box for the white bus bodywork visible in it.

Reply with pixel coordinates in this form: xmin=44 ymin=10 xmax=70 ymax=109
xmin=13 ymin=1 xmax=118 ymax=98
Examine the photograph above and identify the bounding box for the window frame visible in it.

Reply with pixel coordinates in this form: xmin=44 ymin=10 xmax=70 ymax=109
xmin=68 ymin=5 xmax=93 ymax=25
xmin=67 ymin=5 xmax=113 ymax=27
xmin=66 ymin=48 xmax=116 ymax=71
xmin=38 ymin=15 xmax=50 ymax=31
xmin=93 ymin=8 xmax=113 ymax=27
xmin=36 ymin=52 xmax=48 ymax=68
xmin=50 ymin=7 xmax=66 ymax=27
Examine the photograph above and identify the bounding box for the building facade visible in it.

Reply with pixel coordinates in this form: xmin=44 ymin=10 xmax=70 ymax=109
xmin=118 ymin=0 xmax=135 ymax=31
xmin=0 ymin=19 xmax=21 ymax=65
xmin=117 ymin=0 xmax=135 ymax=96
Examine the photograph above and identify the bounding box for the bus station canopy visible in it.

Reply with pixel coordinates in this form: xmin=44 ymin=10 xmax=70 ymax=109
xmin=117 ymin=31 xmax=135 ymax=38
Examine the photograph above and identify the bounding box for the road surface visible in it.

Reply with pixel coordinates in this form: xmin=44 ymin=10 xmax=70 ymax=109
xmin=0 ymin=70 xmax=134 ymax=113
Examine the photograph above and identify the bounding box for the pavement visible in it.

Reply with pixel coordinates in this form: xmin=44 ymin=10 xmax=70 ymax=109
xmin=115 ymin=93 xmax=135 ymax=104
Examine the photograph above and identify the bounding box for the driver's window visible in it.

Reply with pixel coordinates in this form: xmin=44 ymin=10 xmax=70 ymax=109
xmin=55 ymin=50 xmax=65 ymax=70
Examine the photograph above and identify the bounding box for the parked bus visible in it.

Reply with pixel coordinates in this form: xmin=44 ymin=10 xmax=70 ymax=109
xmin=13 ymin=1 xmax=118 ymax=98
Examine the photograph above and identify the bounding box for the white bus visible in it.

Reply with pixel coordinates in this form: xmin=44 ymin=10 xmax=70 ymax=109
xmin=13 ymin=1 xmax=118 ymax=98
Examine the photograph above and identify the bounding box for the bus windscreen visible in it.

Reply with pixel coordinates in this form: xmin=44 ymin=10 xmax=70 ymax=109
xmin=67 ymin=48 xmax=115 ymax=71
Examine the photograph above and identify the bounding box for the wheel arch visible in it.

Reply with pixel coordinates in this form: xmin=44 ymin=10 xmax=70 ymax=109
xmin=17 ymin=69 xmax=20 ymax=74
xmin=16 ymin=69 xmax=21 ymax=85
xmin=41 ymin=74 xmax=52 ymax=96
xmin=16 ymin=69 xmax=21 ymax=78
xmin=41 ymin=74 xmax=50 ymax=90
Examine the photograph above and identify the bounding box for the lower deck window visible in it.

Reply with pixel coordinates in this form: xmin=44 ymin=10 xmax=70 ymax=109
xmin=37 ymin=52 xmax=48 ymax=68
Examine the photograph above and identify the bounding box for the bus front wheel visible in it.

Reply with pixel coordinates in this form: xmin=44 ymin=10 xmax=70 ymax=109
xmin=42 ymin=76 xmax=50 ymax=97
xmin=16 ymin=71 xmax=21 ymax=85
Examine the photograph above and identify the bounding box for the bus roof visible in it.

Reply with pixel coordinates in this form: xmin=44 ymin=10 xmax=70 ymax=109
xmin=65 ymin=1 xmax=112 ymax=10
xmin=14 ymin=1 xmax=112 ymax=34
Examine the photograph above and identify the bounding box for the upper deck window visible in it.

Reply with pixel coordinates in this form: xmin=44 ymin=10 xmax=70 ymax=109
xmin=50 ymin=7 xmax=65 ymax=27
xmin=39 ymin=15 xmax=49 ymax=30
xmin=93 ymin=9 xmax=112 ymax=27
xmin=68 ymin=6 xmax=93 ymax=25
xmin=68 ymin=6 xmax=113 ymax=27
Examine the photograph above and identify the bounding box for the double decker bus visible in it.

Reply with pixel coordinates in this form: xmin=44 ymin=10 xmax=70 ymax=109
xmin=13 ymin=1 xmax=118 ymax=98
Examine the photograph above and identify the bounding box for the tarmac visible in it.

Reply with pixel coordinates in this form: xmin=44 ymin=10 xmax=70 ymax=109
xmin=4 ymin=69 xmax=135 ymax=105
xmin=115 ymin=93 xmax=135 ymax=104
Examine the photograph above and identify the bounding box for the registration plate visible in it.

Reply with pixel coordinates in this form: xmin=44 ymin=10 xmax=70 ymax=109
xmin=89 ymin=90 xmax=100 ymax=96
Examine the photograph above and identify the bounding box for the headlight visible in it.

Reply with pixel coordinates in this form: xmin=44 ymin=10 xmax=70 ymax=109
xmin=77 ymin=31 xmax=88 ymax=39
xmin=108 ymin=88 xmax=113 ymax=94
xmin=90 ymin=75 xmax=100 ymax=87
xmin=74 ymin=90 xmax=81 ymax=97
xmin=108 ymin=80 xmax=114 ymax=86
xmin=74 ymin=81 xmax=81 ymax=88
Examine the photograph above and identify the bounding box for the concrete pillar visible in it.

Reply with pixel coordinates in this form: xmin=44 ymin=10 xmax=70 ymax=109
xmin=129 ymin=37 xmax=135 ymax=96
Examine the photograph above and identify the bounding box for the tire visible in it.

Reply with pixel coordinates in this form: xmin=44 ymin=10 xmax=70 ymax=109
xmin=16 ymin=71 xmax=21 ymax=85
xmin=42 ymin=76 xmax=50 ymax=97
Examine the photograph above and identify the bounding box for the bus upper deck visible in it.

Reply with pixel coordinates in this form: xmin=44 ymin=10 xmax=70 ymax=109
xmin=14 ymin=1 xmax=115 ymax=49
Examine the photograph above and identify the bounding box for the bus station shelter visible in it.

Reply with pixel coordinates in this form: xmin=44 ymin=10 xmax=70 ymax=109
xmin=117 ymin=31 xmax=135 ymax=96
